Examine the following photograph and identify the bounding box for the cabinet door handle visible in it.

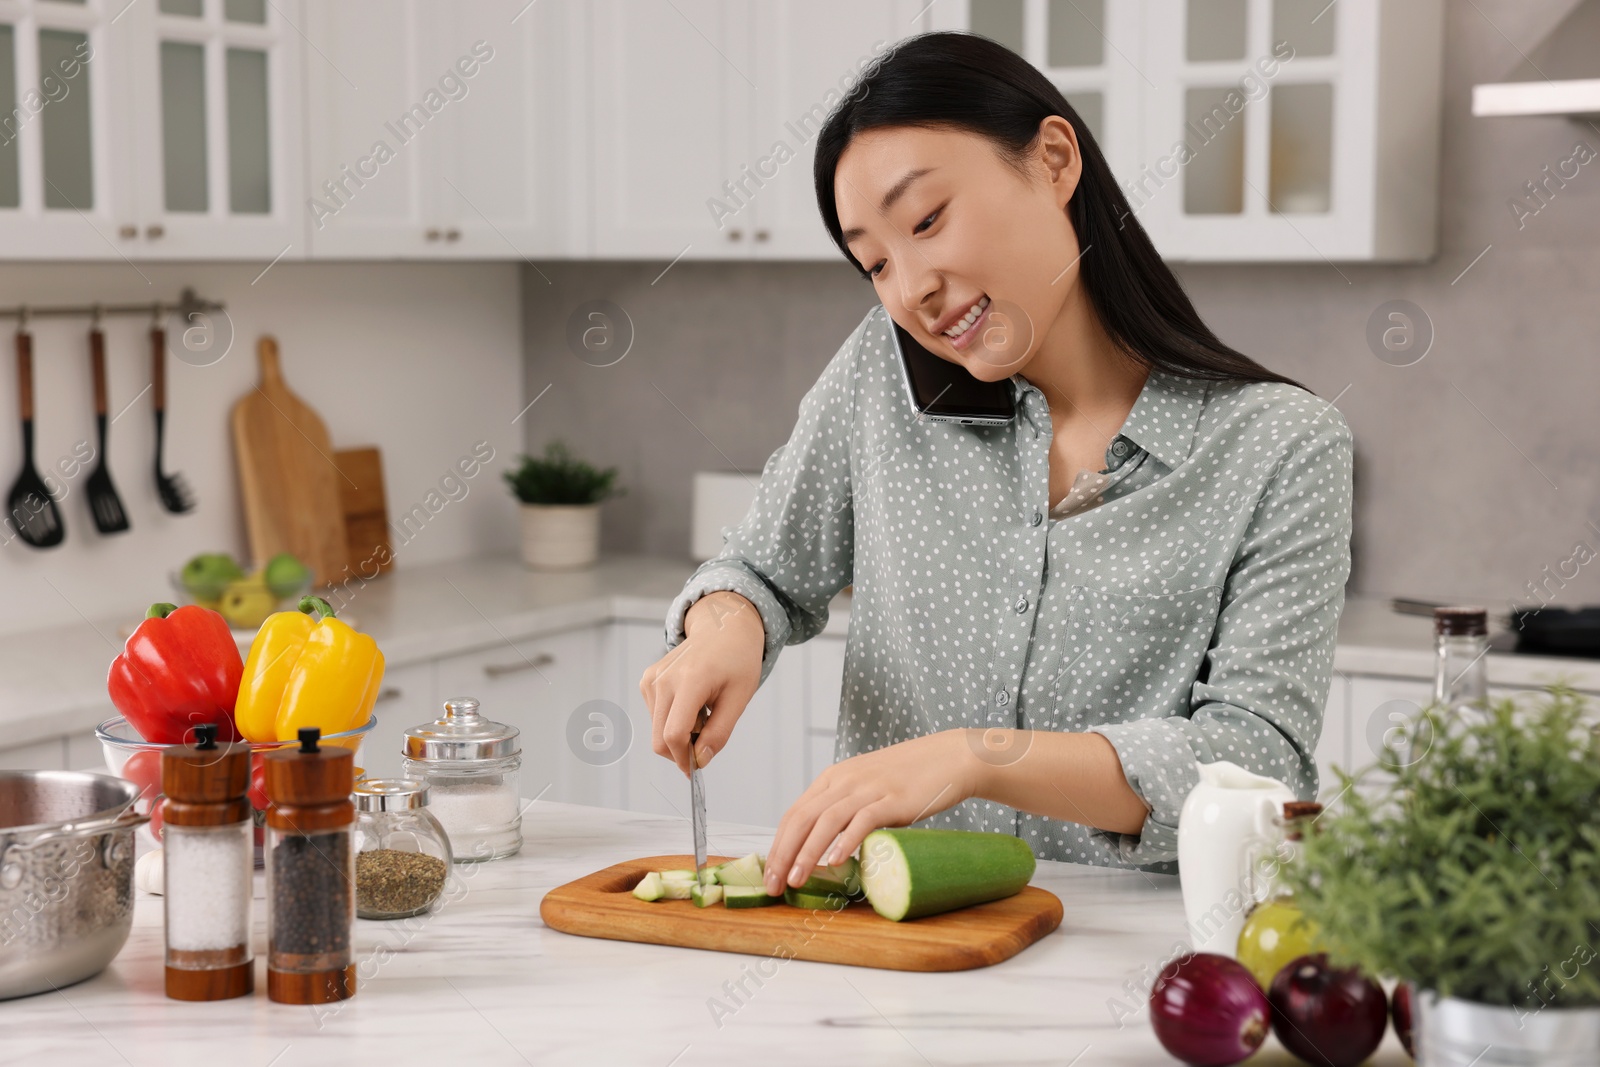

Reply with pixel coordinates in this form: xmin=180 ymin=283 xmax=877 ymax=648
xmin=118 ymin=225 xmax=137 ymax=239
xmin=375 ymin=687 xmax=403 ymax=703
xmin=726 ymin=228 xmax=743 ymax=241
xmin=145 ymin=224 xmax=165 ymax=239
xmin=425 ymin=228 xmax=442 ymax=241
xmin=754 ymin=229 xmax=770 ymax=242
xmin=483 ymin=652 xmax=555 ymax=678
xmin=445 ymin=228 xmax=461 ymax=241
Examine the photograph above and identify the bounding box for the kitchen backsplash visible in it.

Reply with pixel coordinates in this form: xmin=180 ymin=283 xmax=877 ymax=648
xmin=521 ymin=0 xmax=1600 ymax=614
xmin=0 ymin=262 xmax=522 ymax=636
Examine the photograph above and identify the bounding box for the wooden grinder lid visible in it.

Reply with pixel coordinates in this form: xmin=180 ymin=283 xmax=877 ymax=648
xmin=161 ymin=724 xmax=250 ymax=826
xmin=265 ymin=728 xmax=354 ymax=808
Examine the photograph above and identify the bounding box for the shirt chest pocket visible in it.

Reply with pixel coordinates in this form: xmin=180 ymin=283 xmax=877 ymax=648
xmin=1050 ymin=584 xmax=1222 ymax=724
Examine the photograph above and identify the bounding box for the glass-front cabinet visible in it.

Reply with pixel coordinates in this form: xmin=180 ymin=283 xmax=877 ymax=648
xmin=0 ymin=0 xmax=299 ymax=259
xmin=935 ymin=0 xmax=1444 ymax=262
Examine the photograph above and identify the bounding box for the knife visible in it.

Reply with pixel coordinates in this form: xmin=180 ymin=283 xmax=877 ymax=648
xmin=690 ymin=704 xmax=710 ymax=886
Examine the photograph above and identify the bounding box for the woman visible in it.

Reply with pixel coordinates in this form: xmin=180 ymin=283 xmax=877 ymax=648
xmin=640 ymin=32 xmax=1351 ymax=897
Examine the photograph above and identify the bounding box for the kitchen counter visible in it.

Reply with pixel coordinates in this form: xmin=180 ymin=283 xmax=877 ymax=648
xmin=5 ymin=552 xmax=1598 ymax=750
xmin=0 ymin=799 xmax=1413 ymax=1065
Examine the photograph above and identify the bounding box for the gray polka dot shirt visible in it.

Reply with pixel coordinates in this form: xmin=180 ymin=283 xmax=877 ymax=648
xmin=665 ymin=306 xmax=1353 ymax=873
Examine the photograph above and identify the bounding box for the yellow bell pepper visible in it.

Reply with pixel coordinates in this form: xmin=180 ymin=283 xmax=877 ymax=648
xmin=235 ymin=595 xmax=385 ymax=742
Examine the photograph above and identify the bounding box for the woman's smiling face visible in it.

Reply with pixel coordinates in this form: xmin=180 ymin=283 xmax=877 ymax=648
xmin=834 ymin=120 xmax=1085 ymax=382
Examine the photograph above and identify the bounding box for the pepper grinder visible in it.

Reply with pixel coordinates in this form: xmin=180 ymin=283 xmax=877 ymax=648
xmin=162 ymin=722 xmax=254 ymax=1001
xmin=265 ymin=727 xmax=356 ymax=1005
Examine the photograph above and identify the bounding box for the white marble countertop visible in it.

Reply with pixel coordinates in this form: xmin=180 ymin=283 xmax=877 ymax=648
xmin=4 ymin=551 xmax=1598 ymax=750
xmin=0 ymin=799 xmax=1413 ymax=1065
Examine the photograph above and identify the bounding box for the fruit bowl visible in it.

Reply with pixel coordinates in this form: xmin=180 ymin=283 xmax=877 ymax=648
xmin=96 ymin=713 xmax=374 ymax=855
xmin=167 ymin=565 xmax=315 ymax=631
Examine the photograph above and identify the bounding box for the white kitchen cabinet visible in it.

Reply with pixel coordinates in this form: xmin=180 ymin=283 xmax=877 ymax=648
xmin=0 ymin=736 xmax=63 ymax=771
xmin=433 ymin=625 xmax=603 ymax=808
xmin=0 ymin=0 xmax=137 ymax=257
xmin=932 ymin=0 xmax=1443 ymax=263
xmin=66 ymin=726 xmax=105 ymax=771
xmin=303 ymin=0 xmax=580 ymax=259
xmin=1314 ymin=672 xmax=1349 ymax=801
xmin=355 ymin=659 xmax=437 ymax=780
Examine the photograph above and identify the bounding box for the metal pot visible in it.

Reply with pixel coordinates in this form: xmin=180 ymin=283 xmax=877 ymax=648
xmin=0 ymin=770 xmax=148 ymax=1000
xmin=1417 ymin=989 xmax=1600 ymax=1066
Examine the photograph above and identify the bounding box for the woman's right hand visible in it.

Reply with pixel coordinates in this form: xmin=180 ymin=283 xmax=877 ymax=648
xmin=640 ymin=590 xmax=765 ymax=777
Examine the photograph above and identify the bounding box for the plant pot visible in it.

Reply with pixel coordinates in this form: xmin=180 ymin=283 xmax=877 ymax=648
xmin=519 ymin=502 xmax=601 ymax=570
xmin=1416 ymin=989 xmax=1600 ymax=1066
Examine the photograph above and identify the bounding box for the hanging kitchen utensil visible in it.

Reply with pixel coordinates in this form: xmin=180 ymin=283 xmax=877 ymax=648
xmin=84 ymin=320 xmax=130 ymax=534
xmin=230 ymin=336 xmax=348 ymax=590
xmin=4 ymin=325 xmax=64 ymax=548
xmin=150 ymin=322 xmax=193 ymax=515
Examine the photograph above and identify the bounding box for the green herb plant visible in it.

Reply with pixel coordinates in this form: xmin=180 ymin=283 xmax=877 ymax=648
xmin=1284 ymin=684 xmax=1600 ymax=1008
xmin=503 ymin=441 xmax=622 ymax=506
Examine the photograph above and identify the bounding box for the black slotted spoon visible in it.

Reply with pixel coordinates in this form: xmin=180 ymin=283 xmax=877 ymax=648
xmin=150 ymin=326 xmax=193 ymax=513
xmin=5 ymin=329 xmax=65 ymax=547
xmin=85 ymin=325 xmax=130 ymax=534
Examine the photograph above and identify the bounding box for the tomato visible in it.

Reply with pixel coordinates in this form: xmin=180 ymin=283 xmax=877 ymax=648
xmin=121 ymin=749 xmax=164 ymax=807
xmin=249 ymin=753 xmax=270 ymax=811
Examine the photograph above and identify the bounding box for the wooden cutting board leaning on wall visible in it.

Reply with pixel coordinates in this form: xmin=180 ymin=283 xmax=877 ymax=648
xmin=231 ymin=336 xmax=349 ymax=590
xmin=333 ymin=447 xmax=393 ymax=578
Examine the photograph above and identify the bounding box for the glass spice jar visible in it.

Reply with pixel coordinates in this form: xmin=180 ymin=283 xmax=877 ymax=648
xmin=401 ymin=698 xmax=522 ymax=863
xmin=161 ymin=723 xmax=253 ymax=1001
xmin=353 ymin=779 xmax=452 ymax=919
xmin=265 ymin=727 xmax=356 ymax=1005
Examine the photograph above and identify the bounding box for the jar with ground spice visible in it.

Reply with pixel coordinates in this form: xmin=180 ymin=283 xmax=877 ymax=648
xmin=161 ymin=723 xmax=253 ymax=1001
xmin=265 ymin=727 xmax=356 ymax=1005
xmin=401 ymin=698 xmax=522 ymax=862
xmin=353 ymin=779 xmax=452 ymax=919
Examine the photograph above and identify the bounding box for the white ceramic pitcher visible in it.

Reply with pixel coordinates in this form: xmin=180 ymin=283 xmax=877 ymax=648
xmin=1177 ymin=760 xmax=1297 ymax=957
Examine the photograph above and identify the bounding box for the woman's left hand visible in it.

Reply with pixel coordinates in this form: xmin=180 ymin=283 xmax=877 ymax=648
xmin=763 ymin=728 xmax=986 ymax=895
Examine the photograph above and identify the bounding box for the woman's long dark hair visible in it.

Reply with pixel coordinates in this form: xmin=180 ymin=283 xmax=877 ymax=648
xmin=814 ymin=31 xmax=1303 ymax=390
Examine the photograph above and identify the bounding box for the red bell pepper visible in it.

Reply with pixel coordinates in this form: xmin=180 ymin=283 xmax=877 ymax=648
xmin=107 ymin=602 xmax=244 ymax=743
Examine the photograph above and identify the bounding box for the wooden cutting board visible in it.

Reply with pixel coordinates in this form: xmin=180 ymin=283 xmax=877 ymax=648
xmin=539 ymin=854 xmax=1063 ymax=972
xmin=333 ymin=447 xmax=393 ymax=576
xmin=231 ymin=337 xmax=348 ymax=590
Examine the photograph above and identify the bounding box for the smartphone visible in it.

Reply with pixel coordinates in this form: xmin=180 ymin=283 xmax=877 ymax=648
xmin=888 ymin=311 xmax=1016 ymax=425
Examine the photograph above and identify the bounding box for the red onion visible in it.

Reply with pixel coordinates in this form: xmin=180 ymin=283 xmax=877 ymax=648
xmin=1149 ymin=952 xmax=1271 ymax=1066
xmin=1268 ymin=953 xmax=1388 ymax=1067
xmin=1391 ymin=981 xmax=1415 ymax=1058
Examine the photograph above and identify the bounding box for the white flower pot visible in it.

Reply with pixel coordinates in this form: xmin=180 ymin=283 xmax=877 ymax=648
xmin=518 ymin=503 xmax=601 ymax=570
xmin=1416 ymin=989 xmax=1600 ymax=1066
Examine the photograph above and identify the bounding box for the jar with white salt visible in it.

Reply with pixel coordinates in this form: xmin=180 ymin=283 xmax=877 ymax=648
xmin=401 ymin=698 xmax=522 ymax=862
xmin=161 ymin=723 xmax=254 ymax=1001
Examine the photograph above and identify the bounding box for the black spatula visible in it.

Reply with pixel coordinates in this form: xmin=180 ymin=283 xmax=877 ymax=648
xmin=5 ymin=330 xmax=65 ymax=548
xmin=150 ymin=327 xmax=193 ymax=514
xmin=84 ymin=326 xmax=129 ymax=534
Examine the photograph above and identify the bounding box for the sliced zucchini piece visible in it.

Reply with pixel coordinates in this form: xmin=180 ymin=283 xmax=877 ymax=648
xmin=659 ymin=878 xmax=695 ymax=900
xmin=798 ymin=856 xmax=863 ymax=897
xmin=784 ymin=886 xmax=851 ymax=911
xmin=722 ymin=885 xmax=781 ymax=908
xmin=659 ymin=869 xmax=697 ymax=883
xmin=858 ymin=828 xmax=1035 ymax=922
xmin=712 ymin=853 xmax=765 ymax=888
xmin=690 ymin=883 xmax=724 ymax=908
xmin=632 ymin=871 xmax=666 ymax=902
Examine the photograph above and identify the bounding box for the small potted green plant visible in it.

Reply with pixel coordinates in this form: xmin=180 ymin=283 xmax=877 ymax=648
xmin=1285 ymin=684 xmax=1600 ymax=1065
xmin=503 ymin=441 xmax=621 ymax=570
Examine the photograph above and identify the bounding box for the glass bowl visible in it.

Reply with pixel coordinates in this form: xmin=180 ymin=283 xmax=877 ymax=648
xmin=96 ymin=714 xmax=375 ymax=853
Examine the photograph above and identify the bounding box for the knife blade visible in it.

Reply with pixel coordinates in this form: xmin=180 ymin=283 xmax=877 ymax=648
xmin=689 ymin=704 xmax=710 ymax=886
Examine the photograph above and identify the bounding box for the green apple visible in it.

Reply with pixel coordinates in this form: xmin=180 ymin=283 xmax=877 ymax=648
xmin=263 ymin=552 xmax=311 ymax=598
xmin=181 ymin=552 xmax=244 ymax=604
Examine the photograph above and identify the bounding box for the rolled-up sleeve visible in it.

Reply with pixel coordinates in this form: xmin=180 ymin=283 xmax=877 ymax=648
xmin=663 ymin=315 xmax=864 ymax=686
xmin=1087 ymin=409 xmax=1354 ymax=865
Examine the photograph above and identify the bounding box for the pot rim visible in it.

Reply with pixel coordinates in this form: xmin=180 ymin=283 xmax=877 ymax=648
xmin=0 ymin=770 xmax=145 ymax=842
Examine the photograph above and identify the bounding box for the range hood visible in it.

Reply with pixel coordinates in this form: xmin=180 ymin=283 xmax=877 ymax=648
xmin=1473 ymin=0 xmax=1600 ymax=119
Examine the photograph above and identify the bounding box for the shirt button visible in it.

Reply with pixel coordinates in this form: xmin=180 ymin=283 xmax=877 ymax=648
xmin=1029 ymin=510 xmax=1042 ymax=527
xmin=994 ymin=688 xmax=1010 ymax=707
xmin=1014 ymin=595 xmax=1029 ymax=614
xmin=1111 ymin=439 xmax=1129 ymax=457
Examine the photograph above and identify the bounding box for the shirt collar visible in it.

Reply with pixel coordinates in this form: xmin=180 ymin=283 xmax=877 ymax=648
xmin=1010 ymin=367 xmax=1206 ymax=472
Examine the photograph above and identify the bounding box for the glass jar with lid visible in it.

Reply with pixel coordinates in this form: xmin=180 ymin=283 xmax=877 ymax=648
xmin=353 ymin=779 xmax=453 ymax=919
xmin=401 ymin=698 xmax=522 ymax=862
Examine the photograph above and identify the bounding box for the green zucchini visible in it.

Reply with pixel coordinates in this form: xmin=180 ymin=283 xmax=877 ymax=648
xmin=690 ymin=883 xmax=723 ymax=908
xmin=659 ymin=878 xmax=695 ymax=900
xmin=711 ymin=853 xmax=765 ymax=888
xmin=858 ymin=828 xmax=1035 ymax=922
xmin=784 ymin=886 xmax=851 ymax=911
xmin=798 ymin=856 xmax=862 ymax=897
xmin=632 ymin=871 xmax=666 ymax=902
xmin=722 ymin=885 xmax=781 ymax=908
xmin=659 ymin=869 xmax=697 ymax=883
